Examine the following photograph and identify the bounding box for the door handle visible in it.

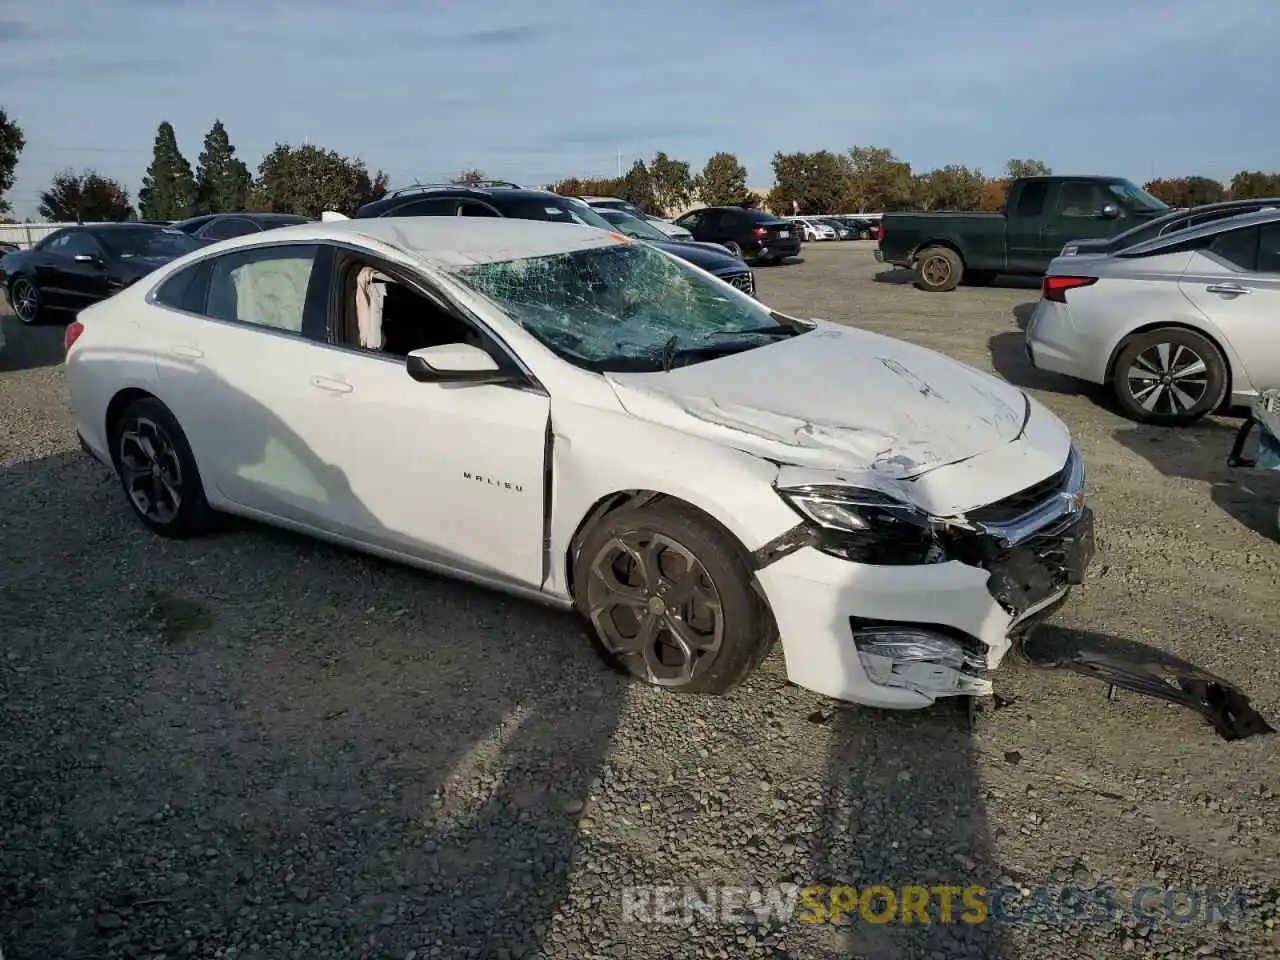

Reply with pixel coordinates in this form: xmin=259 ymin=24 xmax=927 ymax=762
xmin=310 ymin=376 xmax=353 ymax=394
xmin=171 ymin=344 xmax=204 ymax=358
xmin=1206 ymin=284 xmax=1251 ymax=296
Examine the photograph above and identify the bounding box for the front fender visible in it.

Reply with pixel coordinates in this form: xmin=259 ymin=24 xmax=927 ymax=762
xmin=546 ymin=400 xmax=800 ymax=598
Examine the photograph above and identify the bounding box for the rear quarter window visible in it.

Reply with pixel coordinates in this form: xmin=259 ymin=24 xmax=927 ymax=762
xmin=153 ymin=263 xmax=207 ymax=313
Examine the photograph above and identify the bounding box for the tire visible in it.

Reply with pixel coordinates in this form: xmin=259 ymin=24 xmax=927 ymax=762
xmin=573 ymin=500 xmax=777 ymax=695
xmin=1110 ymin=327 xmax=1228 ymax=426
xmin=109 ymin=397 xmax=213 ymax=537
xmin=962 ymin=270 xmax=997 ymax=286
xmin=859 ymin=229 xmax=871 ymax=240
xmin=913 ymin=246 xmax=963 ymax=292
xmin=721 ymin=240 xmax=744 ymax=258
xmin=9 ymin=277 xmax=42 ymax=325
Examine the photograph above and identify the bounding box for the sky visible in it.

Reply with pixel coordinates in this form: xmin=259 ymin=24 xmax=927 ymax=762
xmin=2 ymin=0 xmax=1279 ymax=220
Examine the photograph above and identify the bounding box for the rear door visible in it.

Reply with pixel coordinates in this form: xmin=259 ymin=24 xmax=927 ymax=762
xmin=150 ymin=241 xmax=339 ymax=526
xmin=1178 ymin=221 xmax=1280 ymax=392
xmin=1005 ymin=181 xmax=1052 ymax=272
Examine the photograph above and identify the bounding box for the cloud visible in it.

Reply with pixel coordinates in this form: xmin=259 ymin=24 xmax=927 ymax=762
xmin=1 ymin=0 xmax=1279 ymax=218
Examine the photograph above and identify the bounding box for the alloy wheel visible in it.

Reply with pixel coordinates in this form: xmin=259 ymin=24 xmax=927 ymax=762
xmin=921 ymin=255 xmax=952 ymax=288
xmin=1125 ymin=342 xmax=1209 ymax=416
xmin=584 ymin=529 xmax=724 ymax=687
xmin=118 ymin=417 xmax=184 ymax=524
xmin=11 ymin=279 xmax=38 ymax=324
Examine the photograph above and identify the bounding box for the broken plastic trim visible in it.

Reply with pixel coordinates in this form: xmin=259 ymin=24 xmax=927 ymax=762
xmin=1021 ymin=628 xmax=1275 ymax=742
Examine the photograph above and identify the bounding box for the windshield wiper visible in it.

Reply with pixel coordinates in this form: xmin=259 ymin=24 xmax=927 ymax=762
xmin=701 ymin=324 xmax=799 ymax=338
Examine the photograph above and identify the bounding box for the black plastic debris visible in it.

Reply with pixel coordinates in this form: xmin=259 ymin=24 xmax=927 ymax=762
xmin=1020 ymin=627 xmax=1275 ymax=742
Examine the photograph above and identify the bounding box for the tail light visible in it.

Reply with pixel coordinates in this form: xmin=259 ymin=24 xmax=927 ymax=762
xmin=1042 ymin=276 xmax=1097 ymax=303
xmin=875 ymin=221 xmax=885 ymax=242
xmin=752 ymin=226 xmax=768 ymax=238
xmin=64 ymin=320 xmax=85 ymax=352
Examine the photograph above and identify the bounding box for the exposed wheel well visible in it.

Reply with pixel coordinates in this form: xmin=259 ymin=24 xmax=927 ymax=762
xmin=910 ymin=240 xmax=965 ymax=266
xmin=563 ymin=489 xmax=748 ymax=605
xmin=105 ymin=388 xmax=159 ymax=446
xmin=1104 ymin=322 xmax=1233 ymax=401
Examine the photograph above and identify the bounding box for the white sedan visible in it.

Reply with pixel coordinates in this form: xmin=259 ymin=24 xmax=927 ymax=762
xmin=65 ymin=217 xmax=1094 ymax=709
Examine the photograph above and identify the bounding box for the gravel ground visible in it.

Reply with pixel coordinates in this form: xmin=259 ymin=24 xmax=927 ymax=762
xmin=2 ymin=244 xmax=1279 ymax=960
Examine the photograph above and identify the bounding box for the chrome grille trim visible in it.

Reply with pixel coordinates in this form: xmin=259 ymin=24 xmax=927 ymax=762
xmin=971 ymin=445 xmax=1086 ymax=548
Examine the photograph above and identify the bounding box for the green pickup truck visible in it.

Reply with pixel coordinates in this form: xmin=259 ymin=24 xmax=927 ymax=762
xmin=875 ymin=176 xmax=1171 ymax=292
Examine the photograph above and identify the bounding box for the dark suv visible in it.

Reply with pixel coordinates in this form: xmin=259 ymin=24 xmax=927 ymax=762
xmin=669 ymin=206 xmax=802 ymax=264
xmin=354 ymin=182 xmax=757 ymax=295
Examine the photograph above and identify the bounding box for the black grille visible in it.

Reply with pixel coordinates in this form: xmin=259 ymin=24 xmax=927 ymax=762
xmin=722 ymin=271 xmax=755 ymax=296
xmin=965 ymin=458 xmax=1071 ymax=524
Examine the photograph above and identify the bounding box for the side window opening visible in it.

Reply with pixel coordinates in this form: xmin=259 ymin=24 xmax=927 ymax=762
xmin=334 ymin=257 xmax=487 ymax=358
xmin=1014 ymin=182 xmax=1049 ymax=217
xmin=1207 ymin=226 xmax=1259 ymax=272
xmin=206 ymin=245 xmax=319 ymax=333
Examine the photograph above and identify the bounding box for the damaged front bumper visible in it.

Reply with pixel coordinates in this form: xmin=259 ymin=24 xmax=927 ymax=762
xmin=752 ymin=467 xmax=1095 ymax=709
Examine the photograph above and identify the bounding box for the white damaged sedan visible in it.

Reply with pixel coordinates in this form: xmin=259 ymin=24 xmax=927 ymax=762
xmin=65 ymin=217 xmax=1094 ymax=709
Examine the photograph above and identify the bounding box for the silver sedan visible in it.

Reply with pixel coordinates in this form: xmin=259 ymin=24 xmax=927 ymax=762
xmin=1025 ymin=208 xmax=1280 ymax=425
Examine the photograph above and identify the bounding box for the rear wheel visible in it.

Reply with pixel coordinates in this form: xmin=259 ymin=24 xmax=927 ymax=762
xmin=573 ymin=501 xmax=776 ymax=694
xmin=9 ymin=277 xmax=41 ymax=325
xmin=913 ymin=246 xmax=963 ymax=292
xmin=1111 ymin=327 xmax=1227 ymax=426
xmin=110 ymin=397 xmax=213 ymax=537
xmin=721 ymin=240 xmax=744 ymax=258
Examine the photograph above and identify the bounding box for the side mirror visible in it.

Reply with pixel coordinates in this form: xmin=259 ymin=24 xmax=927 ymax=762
xmin=73 ymin=254 xmax=101 ymax=265
xmin=1100 ymin=203 xmax=1121 ymax=220
xmin=405 ymin=342 xmax=520 ymax=385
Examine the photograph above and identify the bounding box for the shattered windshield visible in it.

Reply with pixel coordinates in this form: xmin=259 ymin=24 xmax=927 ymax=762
xmin=453 ymin=240 xmax=807 ymax=373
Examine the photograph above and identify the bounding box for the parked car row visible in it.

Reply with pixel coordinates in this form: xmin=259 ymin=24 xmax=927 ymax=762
xmin=785 ymin=215 xmax=878 ymax=241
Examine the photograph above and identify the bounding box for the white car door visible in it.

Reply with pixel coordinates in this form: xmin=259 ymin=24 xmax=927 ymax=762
xmin=151 ymin=242 xmax=344 ymax=526
xmin=300 ymin=249 xmax=550 ymax=591
xmin=1178 ymin=221 xmax=1280 ymax=392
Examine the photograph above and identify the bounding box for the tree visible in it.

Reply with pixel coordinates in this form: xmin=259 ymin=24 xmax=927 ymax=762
xmin=1228 ymin=170 xmax=1280 ymax=200
xmin=648 ymin=152 xmax=694 ymax=216
xmin=846 ymin=146 xmax=913 ymax=212
xmin=770 ymin=150 xmax=852 ymax=215
xmin=697 ymin=152 xmax=748 ymax=207
xmin=251 ymin=143 xmax=389 ymax=217
xmin=912 ymin=165 xmax=985 ymax=210
xmin=1143 ymin=178 xmax=1185 ymax=206
xmin=979 ymin=178 xmax=1009 ymax=212
xmin=617 ymin=159 xmax=656 ymax=213
xmin=0 ymin=107 xmax=24 ymax=216
xmin=38 ymin=169 xmax=133 ymax=222
xmin=1142 ymin=177 xmax=1226 ymax=208
xmin=548 ymin=176 xmax=623 ymax=197
xmin=1005 ymin=158 xmax=1052 ymax=179
xmin=453 ymin=169 xmax=487 ymax=184
xmin=138 ymin=121 xmax=197 ymax=220
xmin=194 ymin=119 xmax=251 ymax=214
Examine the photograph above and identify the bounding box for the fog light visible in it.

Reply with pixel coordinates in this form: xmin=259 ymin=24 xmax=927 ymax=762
xmin=853 ymin=625 xmax=986 ymax=696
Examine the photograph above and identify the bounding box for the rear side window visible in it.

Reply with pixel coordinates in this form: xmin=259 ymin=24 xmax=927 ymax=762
xmin=1207 ymin=227 xmax=1259 ymax=271
xmin=202 ymin=218 xmax=260 ymax=241
xmin=153 ymin=264 xmax=205 ymax=312
xmin=206 ymin=245 xmax=319 ymax=333
xmin=1015 ymin=182 xmax=1049 ymax=217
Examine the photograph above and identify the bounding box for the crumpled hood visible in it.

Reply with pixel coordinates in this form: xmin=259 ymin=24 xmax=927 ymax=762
xmin=604 ymin=321 xmax=1029 ymax=480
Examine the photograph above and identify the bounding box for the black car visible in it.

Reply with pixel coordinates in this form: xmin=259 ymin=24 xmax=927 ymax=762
xmin=169 ymin=212 xmax=312 ymax=245
xmin=592 ymin=208 xmax=756 ymax=295
xmin=353 ymin=182 xmax=759 ymax=295
xmin=2 ymin=223 xmax=201 ymax=325
xmin=839 ymin=216 xmax=878 ymax=240
xmin=668 ymin=206 xmax=801 ymax=264
xmin=1062 ymin=197 xmax=1280 ymax=257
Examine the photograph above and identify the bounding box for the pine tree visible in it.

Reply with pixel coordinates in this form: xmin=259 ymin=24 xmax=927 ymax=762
xmin=194 ymin=119 xmax=251 ymax=214
xmin=138 ymin=121 xmax=196 ymax=220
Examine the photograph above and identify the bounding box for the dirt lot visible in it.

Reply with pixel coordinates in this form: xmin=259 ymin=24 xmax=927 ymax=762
xmin=2 ymin=243 xmax=1279 ymax=960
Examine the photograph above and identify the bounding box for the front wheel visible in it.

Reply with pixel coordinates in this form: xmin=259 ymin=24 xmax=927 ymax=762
xmin=110 ymin=397 xmax=214 ymax=537
xmin=913 ymin=246 xmax=963 ymax=292
xmin=9 ymin=277 xmax=42 ymax=325
xmin=1111 ymin=328 xmax=1227 ymax=426
xmin=573 ymin=501 xmax=776 ymax=694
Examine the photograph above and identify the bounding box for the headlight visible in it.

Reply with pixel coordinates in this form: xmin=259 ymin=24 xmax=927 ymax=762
xmin=776 ymin=484 xmax=944 ymax=565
